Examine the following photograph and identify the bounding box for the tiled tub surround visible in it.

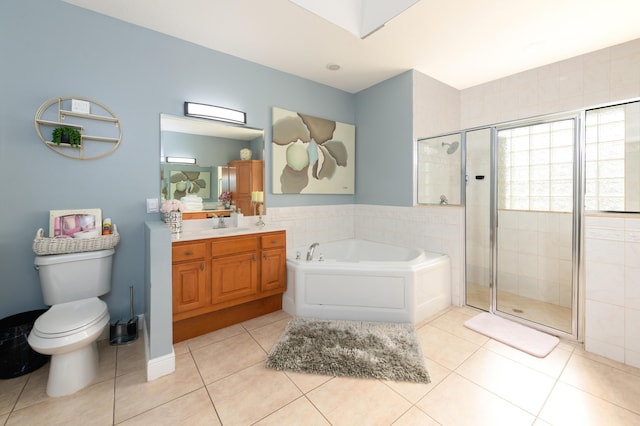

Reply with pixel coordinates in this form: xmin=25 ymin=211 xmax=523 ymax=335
xmin=585 ymin=214 xmax=640 ymax=368
xmin=267 ymin=204 xmax=465 ymax=305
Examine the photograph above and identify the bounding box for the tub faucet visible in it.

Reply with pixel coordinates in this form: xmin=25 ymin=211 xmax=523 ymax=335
xmin=306 ymin=242 xmax=319 ymax=261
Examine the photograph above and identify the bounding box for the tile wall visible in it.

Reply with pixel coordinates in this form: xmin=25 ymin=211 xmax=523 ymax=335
xmin=498 ymin=210 xmax=573 ymax=308
xmin=460 ymin=39 xmax=640 ymax=130
xmin=584 ymin=214 xmax=640 ymax=368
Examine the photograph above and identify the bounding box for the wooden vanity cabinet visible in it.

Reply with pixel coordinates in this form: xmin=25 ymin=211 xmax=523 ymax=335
xmin=172 ymin=230 xmax=286 ymax=342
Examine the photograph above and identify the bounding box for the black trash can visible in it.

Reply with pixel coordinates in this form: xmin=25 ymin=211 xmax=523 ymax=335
xmin=0 ymin=309 xmax=50 ymax=379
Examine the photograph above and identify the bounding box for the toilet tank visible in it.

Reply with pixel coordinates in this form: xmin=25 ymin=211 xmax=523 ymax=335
xmin=34 ymin=249 xmax=114 ymax=305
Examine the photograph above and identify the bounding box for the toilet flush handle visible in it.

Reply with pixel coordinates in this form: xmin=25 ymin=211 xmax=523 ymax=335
xmin=34 ymin=265 xmax=40 ymax=271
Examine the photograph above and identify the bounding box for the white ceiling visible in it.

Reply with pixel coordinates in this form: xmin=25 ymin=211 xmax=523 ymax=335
xmin=64 ymin=0 xmax=640 ymax=93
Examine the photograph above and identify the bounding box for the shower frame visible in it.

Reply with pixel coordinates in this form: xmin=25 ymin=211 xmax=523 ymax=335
xmin=462 ymin=110 xmax=584 ymax=342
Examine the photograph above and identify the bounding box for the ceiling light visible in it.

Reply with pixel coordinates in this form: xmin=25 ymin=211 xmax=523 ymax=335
xmin=326 ymin=63 xmax=341 ymax=71
xmin=166 ymin=156 xmax=196 ymax=164
xmin=184 ymin=102 xmax=246 ymax=125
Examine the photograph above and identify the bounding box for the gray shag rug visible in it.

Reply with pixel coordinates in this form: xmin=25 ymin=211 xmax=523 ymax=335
xmin=265 ymin=317 xmax=430 ymax=383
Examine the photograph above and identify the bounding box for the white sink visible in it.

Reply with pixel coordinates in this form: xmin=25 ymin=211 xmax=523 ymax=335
xmin=201 ymin=227 xmax=250 ymax=236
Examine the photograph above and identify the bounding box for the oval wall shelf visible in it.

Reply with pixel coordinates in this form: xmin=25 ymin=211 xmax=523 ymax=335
xmin=35 ymin=96 xmax=122 ymax=160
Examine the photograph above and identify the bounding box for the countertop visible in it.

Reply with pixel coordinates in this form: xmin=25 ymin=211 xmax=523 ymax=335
xmin=171 ymin=218 xmax=285 ymax=242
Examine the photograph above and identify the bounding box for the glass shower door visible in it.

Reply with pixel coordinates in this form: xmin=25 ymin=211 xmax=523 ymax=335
xmin=465 ymin=128 xmax=493 ymax=311
xmin=495 ymin=118 xmax=577 ymax=334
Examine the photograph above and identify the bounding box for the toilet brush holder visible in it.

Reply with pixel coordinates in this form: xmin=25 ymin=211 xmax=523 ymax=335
xmin=109 ymin=286 xmax=138 ymax=346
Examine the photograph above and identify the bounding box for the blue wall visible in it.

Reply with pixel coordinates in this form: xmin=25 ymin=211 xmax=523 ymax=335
xmin=355 ymin=71 xmax=415 ymax=206
xmin=0 ymin=0 xmax=365 ymax=318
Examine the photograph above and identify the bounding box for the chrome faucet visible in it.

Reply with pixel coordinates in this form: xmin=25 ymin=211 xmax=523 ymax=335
xmin=306 ymin=242 xmax=319 ymax=261
xmin=439 ymin=194 xmax=448 ymax=205
xmin=212 ymin=214 xmax=226 ymax=229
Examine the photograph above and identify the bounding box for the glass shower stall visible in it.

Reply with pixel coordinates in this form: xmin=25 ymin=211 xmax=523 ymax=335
xmin=464 ymin=114 xmax=581 ymax=338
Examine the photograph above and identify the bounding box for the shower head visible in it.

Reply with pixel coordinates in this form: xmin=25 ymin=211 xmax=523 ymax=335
xmin=442 ymin=141 xmax=459 ymax=155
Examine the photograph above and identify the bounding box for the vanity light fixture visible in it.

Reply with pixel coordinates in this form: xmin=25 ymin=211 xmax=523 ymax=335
xmin=166 ymin=156 xmax=196 ymax=164
xmin=184 ymin=102 xmax=246 ymax=125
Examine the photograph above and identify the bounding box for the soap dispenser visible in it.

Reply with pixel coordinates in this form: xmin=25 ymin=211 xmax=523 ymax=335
xmin=231 ymin=209 xmax=244 ymax=228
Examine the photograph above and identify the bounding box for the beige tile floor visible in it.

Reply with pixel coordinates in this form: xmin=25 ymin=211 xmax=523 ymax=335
xmin=2 ymin=307 xmax=640 ymax=425
xmin=466 ymin=283 xmax=572 ymax=332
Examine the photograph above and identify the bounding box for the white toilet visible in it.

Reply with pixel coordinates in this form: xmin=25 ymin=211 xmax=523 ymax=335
xmin=28 ymin=248 xmax=114 ymax=397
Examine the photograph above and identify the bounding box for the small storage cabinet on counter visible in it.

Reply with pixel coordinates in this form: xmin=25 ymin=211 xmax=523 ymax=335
xmin=172 ymin=230 xmax=286 ymax=342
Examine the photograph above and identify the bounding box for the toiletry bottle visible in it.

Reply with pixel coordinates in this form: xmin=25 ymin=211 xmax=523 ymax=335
xmin=235 ymin=208 xmax=243 ymax=227
xmin=102 ymin=218 xmax=112 ymax=235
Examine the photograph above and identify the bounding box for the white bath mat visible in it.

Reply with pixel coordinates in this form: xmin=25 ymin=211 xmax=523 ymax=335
xmin=464 ymin=312 xmax=559 ymax=358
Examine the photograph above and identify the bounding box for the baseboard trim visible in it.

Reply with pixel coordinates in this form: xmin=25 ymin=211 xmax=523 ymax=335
xmin=141 ymin=314 xmax=176 ymax=381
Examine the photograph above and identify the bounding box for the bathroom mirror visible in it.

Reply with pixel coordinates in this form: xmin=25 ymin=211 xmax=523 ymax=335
xmin=160 ymin=114 xmax=265 ymax=217
xmin=416 ymin=132 xmax=462 ymax=205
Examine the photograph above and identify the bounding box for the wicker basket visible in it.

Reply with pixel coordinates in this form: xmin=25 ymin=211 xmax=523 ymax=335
xmin=33 ymin=224 xmax=120 ymax=256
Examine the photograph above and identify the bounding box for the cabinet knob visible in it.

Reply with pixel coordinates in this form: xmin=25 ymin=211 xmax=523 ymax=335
xmin=253 ymin=254 xmax=257 ymax=261
xmin=263 ymin=254 xmax=268 ymax=260
xmin=185 ymin=251 xmax=193 ymax=256
xmin=271 ymin=240 xmax=278 ymax=244
xmin=200 ymin=263 xmax=204 ymax=271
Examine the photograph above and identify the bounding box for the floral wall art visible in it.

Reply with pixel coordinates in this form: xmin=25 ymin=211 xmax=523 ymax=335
xmin=161 ymin=167 xmax=211 ymax=201
xmin=272 ymin=107 xmax=355 ymax=194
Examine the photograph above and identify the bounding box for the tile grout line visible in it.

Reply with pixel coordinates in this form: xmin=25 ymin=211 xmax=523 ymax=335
xmin=559 ymin=352 xmax=640 ymax=417
xmin=112 ymin=344 xmax=119 ymax=425
xmin=532 ymin=348 xmax=575 ymax=423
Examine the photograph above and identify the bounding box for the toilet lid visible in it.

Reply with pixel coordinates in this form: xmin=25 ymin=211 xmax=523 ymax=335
xmin=34 ymin=297 xmax=108 ymax=336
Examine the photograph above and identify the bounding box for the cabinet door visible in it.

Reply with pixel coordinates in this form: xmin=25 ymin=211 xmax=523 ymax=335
xmin=261 ymin=247 xmax=287 ymax=292
xmin=233 ymin=162 xmax=252 ymax=215
xmin=251 ymin=161 xmax=264 ymax=191
xmin=211 ymin=252 xmax=258 ymax=305
xmin=233 ymin=161 xmax=252 ymax=194
xmin=172 ymin=261 xmax=207 ymax=314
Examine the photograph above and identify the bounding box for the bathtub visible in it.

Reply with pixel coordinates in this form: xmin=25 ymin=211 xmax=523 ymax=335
xmin=283 ymin=239 xmax=451 ymax=324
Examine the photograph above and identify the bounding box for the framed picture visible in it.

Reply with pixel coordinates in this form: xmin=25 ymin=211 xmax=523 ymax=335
xmin=272 ymin=107 xmax=355 ymax=194
xmin=169 ymin=169 xmax=211 ymax=200
xmin=49 ymin=208 xmax=102 ymax=238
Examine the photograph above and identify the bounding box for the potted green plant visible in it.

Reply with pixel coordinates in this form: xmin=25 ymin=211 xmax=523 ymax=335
xmin=52 ymin=126 xmax=82 ymax=147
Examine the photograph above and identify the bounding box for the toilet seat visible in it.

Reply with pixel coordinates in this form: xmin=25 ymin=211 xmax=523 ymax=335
xmin=33 ymin=297 xmax=109 ymax=338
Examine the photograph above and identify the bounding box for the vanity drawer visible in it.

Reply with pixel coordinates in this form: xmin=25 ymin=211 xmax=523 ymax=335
xmin=212 ymin=236 xmax=258 ymax=257
xmin=261 ymin=232 xmax=285 ymax=249
xmin=172 ymin=242 xmax=207 ymax=262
